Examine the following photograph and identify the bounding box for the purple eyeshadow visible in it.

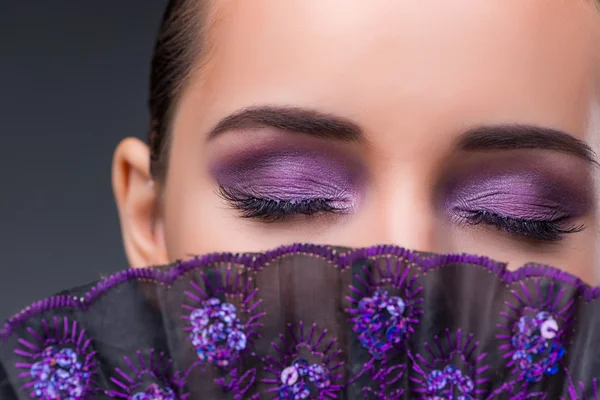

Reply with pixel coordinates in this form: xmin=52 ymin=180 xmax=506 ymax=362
xmin=209 ymin=146 xmax=366 ymax=209
xmin=442 ymin=169 xmax=592 ymax=221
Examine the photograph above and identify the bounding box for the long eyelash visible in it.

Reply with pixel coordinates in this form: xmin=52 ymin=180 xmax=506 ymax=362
xmin=217 ymin=185 xmax=348 ymax=222
xmin=462 ymin=210 xmax=584 ymax=242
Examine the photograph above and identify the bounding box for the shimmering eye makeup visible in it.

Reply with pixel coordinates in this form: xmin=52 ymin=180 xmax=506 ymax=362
xmin=209 ymin=142 xmax=367 ymax=219
xmin=440 ymin=158 xmax=593 ymax=241
xmin=444 ymin=171 xmax=590 ymax=221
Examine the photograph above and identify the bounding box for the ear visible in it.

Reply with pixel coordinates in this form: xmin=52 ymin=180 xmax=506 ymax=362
xmin=112 ymin=138 xmax=168 ymax=267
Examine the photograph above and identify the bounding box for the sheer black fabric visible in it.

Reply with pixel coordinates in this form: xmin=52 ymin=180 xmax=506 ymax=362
xmin=0 ymin=243 xmax=599 ymax=399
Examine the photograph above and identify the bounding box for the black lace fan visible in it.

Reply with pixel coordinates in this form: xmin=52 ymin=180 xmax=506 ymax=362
xmin=1 ymin=243 xmax=599 ymax=399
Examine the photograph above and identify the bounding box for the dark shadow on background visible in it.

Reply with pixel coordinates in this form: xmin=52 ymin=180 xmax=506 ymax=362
xmin=0 ymin=2 xmax=167 ymax=319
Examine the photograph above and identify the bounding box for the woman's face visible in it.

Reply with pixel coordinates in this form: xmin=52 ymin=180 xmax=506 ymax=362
xmin=114 ymin=0 xmax=600 ymax=283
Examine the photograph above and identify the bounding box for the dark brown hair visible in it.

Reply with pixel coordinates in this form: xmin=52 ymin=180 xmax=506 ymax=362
xmin=148 ymin=0 xmax=213 ymax=179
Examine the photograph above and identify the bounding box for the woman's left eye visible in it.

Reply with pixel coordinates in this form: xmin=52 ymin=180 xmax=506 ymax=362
xmin=217 ymin=185 xmax=350 ymax=222
xmin=459 ymin=210 xmax=584 ymax=242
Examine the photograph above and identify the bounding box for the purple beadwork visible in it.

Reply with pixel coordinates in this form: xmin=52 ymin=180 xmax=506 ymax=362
xmin=425 ymin=365 xmax=475 ymax=399
xmin=107 ymin=350 xmax=187 ymax=399
xmin=263 ymin=322 xmax=343 ymax=399
xmin=188 ymin=297 xmax=247 ymax=368
xmin=28 ymin=346 xmax=90 ymax=399
xmin=183 ymin=270 xmax=265 ymax=372
xmin=3 ymin=243 xmax=600 ymax=399
xmin=498 ymin=280 xmax=573 ymax=387
xmin=14 ymin=317 xmax=96 ymax=400
xmin=278 ymin=358 xmax=331 ymax=399
xmin=348 ymin=257 xmax=423 ymax=361
xmin=130 ymin=383 xmax=176 ymax=400
xmin=511 ymin=311 xmax=565 ymax=382
xmin=411 ymin=329 xmax=487 ymax=399
xmin=354 ymin=289 xmax=408 ymax=359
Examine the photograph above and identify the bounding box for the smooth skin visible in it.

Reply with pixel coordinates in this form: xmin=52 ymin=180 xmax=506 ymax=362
xmin=113 ymin=0 xmax=600 ymax=283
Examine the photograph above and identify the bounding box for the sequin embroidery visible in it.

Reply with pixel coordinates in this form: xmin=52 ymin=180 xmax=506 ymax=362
xmin=14 ymin=317 xmax=96 ymax=400
xmin=348 ymin=257 xmax=423 ymax=362
xmin=29 ymin=346 xmax=90 ymax=400
xmin=278 ymin=358 xmax=331 ymax=399
xmin=354 ymin=289 xmax=408 ymax=359
xmin=130 ymin=383 xmax=176 ymax=400
xmin=511 ymin=311 xmax=565 ymax=383
xmin=4 ymin=244 xmax=600 ymax=399
xmin=411 ymin=330 xmax=487 ymax=399
xmin=425 ymin=365 xmax=475 ymax=400
xmin=106 ymin=350 xmax=187 ymax=399
xmin=263 ymin=322 xmax=343 ymax=399
xmin=189 ymin=298 xmax=247 ymax=368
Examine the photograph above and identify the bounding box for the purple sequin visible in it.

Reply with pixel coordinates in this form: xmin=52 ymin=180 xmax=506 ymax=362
xmin=348 ymin=257 xmax=423 ymax=363
xmin=263 ymin=322 xmax=343 ymax=399
xmin=411 ymin=329 xmax=488 ymax=399
xmin=107 ymin=350 xmax=187 ymax=399
xmin=131 ymin=383 xmax=176 ymax=400
xmin=183 ymin=269 xmax=265 ymax=379
xmin=4 ymin=244 xmax=600 ymax=399
xmin=277 ymin=359 xmax=331 ymax=399
xmin=189 ymin=298 xmax=247 ymax=368
xmin=511 ymin=312 xmax=565 ymax=383
xmin=499 ymin=280 xmax=572 ymax=390
xmin=354 ymin=289 xmax=408 ymax=359
xmin=29 ymin=346 xmax=90 ymax=400
xmin=14 ymin=317 xmax=96 ymax=400
xmin=425 ymin=365 xmax=475 ymax=399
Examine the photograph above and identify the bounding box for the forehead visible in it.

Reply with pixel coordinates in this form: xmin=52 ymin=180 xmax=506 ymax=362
xmin=188 ymin=0 xmax=600 ymax=142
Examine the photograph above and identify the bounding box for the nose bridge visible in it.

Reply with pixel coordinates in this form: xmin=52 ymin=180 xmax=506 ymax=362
xmin=369 ymin=172 xmax=438 ymax=253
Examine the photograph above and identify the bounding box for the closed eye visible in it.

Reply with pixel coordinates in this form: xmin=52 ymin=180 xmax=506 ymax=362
xmin=458 ymin=209 xmax=584 ymax=242
xmin=217 ymin=185 xmax=350 ymax=222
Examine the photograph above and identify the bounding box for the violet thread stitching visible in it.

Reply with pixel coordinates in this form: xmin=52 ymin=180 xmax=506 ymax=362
xmin=347 ymin=257 xmax=423 ymax=361
xmin=105 ymin=349 xmax=188 ymax=399
xmin=409 ymin=329 xmax=489 ymax=399
xmin=13 ymin=316 xmax=97 ymax=400
xmin=498 ymin=280 xmax=572 ymax=385
xmin=3 ymin=243 xmax=596 ymax=340
xmin=261 ymin=322 xmax=343 ymax=400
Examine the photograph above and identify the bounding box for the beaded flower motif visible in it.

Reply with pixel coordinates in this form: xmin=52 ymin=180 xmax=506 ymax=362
xmin=130 ymin=383 xmax=176 ymax=400
xmin=347 ymin=257 xmax=423 ymax=360
xmin=183 ymin=268 xmax=264 ymax=371
xmin=106 ymin=349 xmax=187 ymax=399
xmin=498 ymin=280 xmax=573 ymax=385
xmin=278 ymin=358 xmax=330 ymax=399
xmin=411 ymin=329 xmax=488 ymax=399
xmin=354 ymin=289 xmax=408 ymax=359
xmin=424 ymin=365 xmax=476 ymax=400
xmin=511 ymin=311 xmax=565 ymax=383
xmin=263 ymin=322 xmax=343 ymax=399
xmin=188 ymin=297 xmax=247 ymax=368
xmin=14 ymin=316 xmax=96 ymax=400
xmin=29 ymin=347 xmax=90 ymax=399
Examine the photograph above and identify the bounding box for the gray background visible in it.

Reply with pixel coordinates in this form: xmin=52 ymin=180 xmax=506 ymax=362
xmin=0 ymin=3 xmax=167 ymax=320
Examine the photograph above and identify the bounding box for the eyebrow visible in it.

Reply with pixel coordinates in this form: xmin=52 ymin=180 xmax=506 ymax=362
xmin=207 ymin=106 xmax=598 ymax=166
xmin=206 ymin=106 xmax=364 ymax=143
xmin=458 ymin=125 xmax=599 ymax=166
